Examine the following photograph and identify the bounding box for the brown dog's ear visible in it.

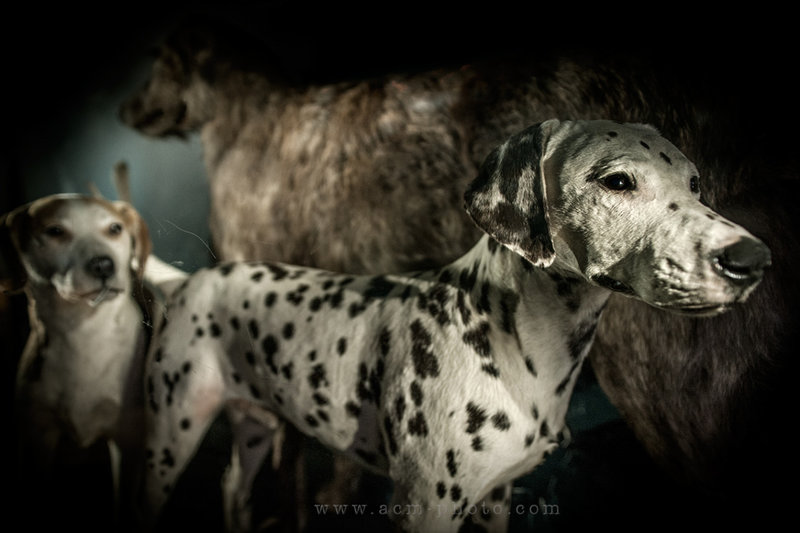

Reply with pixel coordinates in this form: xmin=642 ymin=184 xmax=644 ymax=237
xmin=0 ymin=205 xmax=31 ymax=292
xmin=113 ymin=201 xmax=151 ymax=280
xmin=464 ymin=120 xmax=559 ymax=267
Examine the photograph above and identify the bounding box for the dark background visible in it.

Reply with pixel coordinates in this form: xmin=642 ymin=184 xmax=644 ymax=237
xmin=2 ymin=3 xmax=795 ymax=531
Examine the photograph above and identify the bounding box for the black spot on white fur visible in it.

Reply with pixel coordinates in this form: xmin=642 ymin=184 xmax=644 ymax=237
xmin=456 ymin=291 xmax=471 ymax=325
xmin=248 ymin=319 xmax=259 ymax=340
xmin=568 ymin=319 xmax=598 ymax=360
xmin=524 ymin=356 xmax=538 ymax=377
xmin=410 ymin=320 xmax=440 ymax=378
xmin=395 ymin=395 xmax=406 ymax=422
xmin=378 ymin=326 xmax=391 ymax=356
xmin=365 ymin=276 xmax=396 ymax=300
xmin=481 ymin=364 xmax=500 ymax=377
xmin=346 ymin=401 xmax=361 ymax=418
xmin=492 ymin=411 xmax=511 ymax=431
xmin=337 ymin=337 xmax=347 ymax=355
xmin=266 ymin=264 xmax=288 ymax=281
xmin=417 ymin=284 xmax=451 ymax=326
xmin=408 ymin=412 xmax=428 ymax=436
xmin=410 ymin=381 xmax=423 ymax=406
xmin=491 ymin=487 xmax=506 ymax=502
xmin=263 ymin=335 xmax=279 ymax=374
xmin=446 ymin=449 xmax=458 ymax=477
xmin=555 ymin=359 xmax=582 ymax=395
xmin=264 ymin=292 xmax=277 ymax=307
xmin=308 ymin=363 xmax=327 ymax=389
xmin=466 ymin=402 xmax=487 ymax=434
xmin=463 ymin=321 xmax=491 ymax=357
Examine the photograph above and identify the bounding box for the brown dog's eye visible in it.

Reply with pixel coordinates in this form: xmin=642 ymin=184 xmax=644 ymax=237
xmin=44 ymin=225 xmax=65 ymax=237
xmin=108 ymin=222 xmax=123 ymax=235
xmin=600 ymin=173 xmax=636 ymax=192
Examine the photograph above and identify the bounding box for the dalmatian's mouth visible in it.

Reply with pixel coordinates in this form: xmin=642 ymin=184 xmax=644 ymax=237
xmin=660 ymin=303 xmax=730 ymax=317
xmin=590 ymin=274 xmax=636 ymax=295
xmin=591 ymin=274 xmax=731 ymax=316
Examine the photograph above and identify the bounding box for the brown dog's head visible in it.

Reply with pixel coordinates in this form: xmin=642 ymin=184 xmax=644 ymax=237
xmin=1 ymin=194 xmax=151 ymax=305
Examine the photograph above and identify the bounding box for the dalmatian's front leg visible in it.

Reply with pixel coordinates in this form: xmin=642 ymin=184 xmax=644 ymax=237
xmin=144 ymin=344 xmax=227 ymax=526
xmin=388 ymin=480 xmax=511 ymax=533
xmin=465 ymin=484 xmax=512 ymax=533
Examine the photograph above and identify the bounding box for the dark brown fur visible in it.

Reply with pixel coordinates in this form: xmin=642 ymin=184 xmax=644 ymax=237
xmin=121 ymin=21 xmax=799 ymax=525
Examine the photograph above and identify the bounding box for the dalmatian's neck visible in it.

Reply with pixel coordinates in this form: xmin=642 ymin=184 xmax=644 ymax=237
xmin=445 ymin=235 xmax=610 ymax=444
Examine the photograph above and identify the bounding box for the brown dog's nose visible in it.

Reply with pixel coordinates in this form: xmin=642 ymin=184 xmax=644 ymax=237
xmin=713 ymin=238 xmax=771 ymax=285
xmin=86 ymin=256 xmax=115 ymax=281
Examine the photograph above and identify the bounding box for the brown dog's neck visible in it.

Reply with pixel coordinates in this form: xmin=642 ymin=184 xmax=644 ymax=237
xmin=25 ymin=282 xmax=138 ymax=338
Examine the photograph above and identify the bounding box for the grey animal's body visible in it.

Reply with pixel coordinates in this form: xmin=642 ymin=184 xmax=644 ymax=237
xmin=143 ymin=120 xmax=769 ymax=533
xmin=121 ymin=20 xmax=799 ymax=527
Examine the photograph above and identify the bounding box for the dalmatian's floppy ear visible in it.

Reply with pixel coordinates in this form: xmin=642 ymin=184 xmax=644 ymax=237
xmin=464 ymin=120 xmax=559 ymax=268
xmin=112 ymin=201 xmax=152 ymax=280
xmin=0 ymin=205 xmax=31 ymax=293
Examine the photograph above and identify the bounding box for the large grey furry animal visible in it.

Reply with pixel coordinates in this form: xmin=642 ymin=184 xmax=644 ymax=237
xmin=120 ymin=21 xmax=798 ymax=526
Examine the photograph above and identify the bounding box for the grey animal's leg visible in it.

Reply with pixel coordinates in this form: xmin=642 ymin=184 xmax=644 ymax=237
xmin=222 ymin=403 xmax=282 ymax=533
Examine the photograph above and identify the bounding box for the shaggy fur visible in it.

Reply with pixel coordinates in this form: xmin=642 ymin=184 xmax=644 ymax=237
xmin=121 ymin=21 xmax=799 ymax=524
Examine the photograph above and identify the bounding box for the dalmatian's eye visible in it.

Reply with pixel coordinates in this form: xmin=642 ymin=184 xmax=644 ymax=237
xmin=600 ymin=173 xmax=636 ymax=192
xmin=690 ymin=176 xmax=700 ymax=194
xmin=44 ymin=225 xmax=66 ymax=238
xmin=108 ymin=222 xmax=124 ymax=236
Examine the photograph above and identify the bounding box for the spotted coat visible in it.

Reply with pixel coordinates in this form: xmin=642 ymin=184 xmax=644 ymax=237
xmin=143 ymin=120 xmax=768 ymax=533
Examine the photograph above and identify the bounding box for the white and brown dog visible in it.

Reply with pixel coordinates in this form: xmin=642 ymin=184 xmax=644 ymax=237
xmin=2 ymin=194 xmax=153 ymax=527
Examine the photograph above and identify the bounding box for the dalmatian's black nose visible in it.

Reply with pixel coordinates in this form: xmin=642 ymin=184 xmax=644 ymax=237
xmin=713 ymin=238 xmax=771 ymax=285
xmin=86 ymin=255 xmax=115 ymax=281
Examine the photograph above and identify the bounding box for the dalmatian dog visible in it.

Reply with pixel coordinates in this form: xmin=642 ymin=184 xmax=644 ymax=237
xmin=2 ymin=194 xmax=153 ymax=527
xmin=144 ymin=119 xmax=770 ymax=532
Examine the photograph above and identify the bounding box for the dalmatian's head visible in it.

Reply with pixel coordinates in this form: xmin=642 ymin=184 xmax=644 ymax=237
xmin=465 ymin=119 xmax=771 ymax=316
xmin=1 ymin=194 xmax=151 ymax=306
